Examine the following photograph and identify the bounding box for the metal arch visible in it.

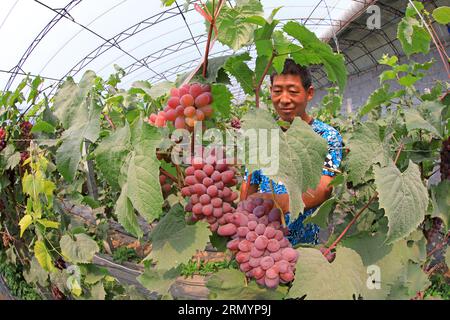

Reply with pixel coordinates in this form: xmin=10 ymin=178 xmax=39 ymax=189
xmin=122 ymin=34 xmax=208 ymax=78
xmin=339 ymin=38 xmax=379 ymax=66
xmin=54 ymin=1 xmax=201 ymax=88
xmin=175 ymin=0 xmax=202 ymax=57
xmin=3 ymin=0 xmax=82 ymax=92
xmin=146 ymin=49 xmax=233 ymax=83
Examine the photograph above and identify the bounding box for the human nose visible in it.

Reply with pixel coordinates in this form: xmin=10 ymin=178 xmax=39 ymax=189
xmin=279 ymin=91 xmax=291 ymax=104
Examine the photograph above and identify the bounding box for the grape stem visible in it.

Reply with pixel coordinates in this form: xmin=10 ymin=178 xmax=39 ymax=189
xmin=160 ymin=168 xmax=179 ymax=186
xmin=323 ymin=143 xmax=405 ymax=257
xmin=102 ymin=112 xmax=116 ymax=130
xmin=269 ymin=182 xmax=286 ymax=228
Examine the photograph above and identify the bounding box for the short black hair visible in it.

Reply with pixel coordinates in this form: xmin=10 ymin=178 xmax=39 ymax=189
xmin=270 ymin=59 xmax=312 ymax=89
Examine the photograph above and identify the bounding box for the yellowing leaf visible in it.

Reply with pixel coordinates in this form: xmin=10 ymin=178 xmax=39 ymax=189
xmin=37 ymin=219 xmax=60 ymax=229
xmin=34 ymin=241 xmax=56 ymax=273
xmin=19 ymin=214 xmax=33 ymax=238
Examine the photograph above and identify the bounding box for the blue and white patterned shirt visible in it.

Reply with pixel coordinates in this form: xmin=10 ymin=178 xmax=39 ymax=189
xmin=246 ymin=118 xmax=343 ymax=246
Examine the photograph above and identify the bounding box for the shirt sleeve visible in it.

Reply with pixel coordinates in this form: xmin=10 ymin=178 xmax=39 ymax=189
xmin=249 ymin=169 xmax=262 ymax=185
xmin=322 ymin=129 xmax=343 ymax=177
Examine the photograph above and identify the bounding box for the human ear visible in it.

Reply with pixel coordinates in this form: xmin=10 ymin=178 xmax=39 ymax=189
xmin=307 ymin=86 xmax=315 ymax=101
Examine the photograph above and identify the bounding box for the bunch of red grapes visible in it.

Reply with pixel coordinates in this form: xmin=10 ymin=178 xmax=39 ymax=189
xmin=182 ymin=154 xmax=239 ymax=233
xmin=17 ymin=121 xmax=33 ymax=150
xmin=219 ymin=198 xmax=299 ymax=289
xmin=159 ymin=172 xmax=174 ymax=198
xmin=149 ymin=83 xmax=214 ymax=130
xmin=0 ymin=127 xmax=6 ymax=152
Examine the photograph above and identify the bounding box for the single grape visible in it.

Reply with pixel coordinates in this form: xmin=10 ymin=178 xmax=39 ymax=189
xmin=260 ymin=256 xmax=275 ymax=270
xmin=268 ymin=208 xmax=281 ymax=222
xmin=250 ymin=247 xmax=264 ymax=258
xmin=189 ymin=83 xmax=203 ymax=98
xmin=237 ymin=227 xmax=249 ymax=238
xmin=248 ymin=221 xmax=258 ymax=231
xmin=246 ymin=231 xmax=258 ymax=242
xmin=281 ymin=248 xmax=299 ymax=262
xmin=264 ymin=227 xmax=276 ymax=239
xmin=253 ymin=206 xmax=266 ymax=218
xmin=255 ymin=224 xmax=266 ymax=236
xmin=195 ymin=92 xmax=212 ymax=108
xmin=180 ymin=94 xmax=195 ymax=107
xmin=236 ymin=252 xmax=250 ymax=264
xmin=252 ymin=267 xmax=265 ymax=280
xmin=264 ymin=276 xmax=280 ymax=289
xmin=217 ymin=223 xmax=237 ymax=237
xmin=213 ymin=208 xmax=223 ymax=218
xmin=227 ymin=239 xmax=240 ymax=251
xmin=199 ymin=194 xmax=211 ymax=205
xmin=203 ymin=164 xmax=215 ymax=176
xmin=202 ymin=204 xmax=213 ymax=216
xmin=255 ymin=236 xmax=269 ymax=250
xmin=192 ymin=203 xmax=203 ymax=215
xmin=206 ymin=185 xmax=218 ymax=198
xmin=211 ymin=197 xmax=223 ymax=208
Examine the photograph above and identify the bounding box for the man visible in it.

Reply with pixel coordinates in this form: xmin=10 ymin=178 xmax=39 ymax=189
xmin=247 ymin=59 xmax=343 ymax=246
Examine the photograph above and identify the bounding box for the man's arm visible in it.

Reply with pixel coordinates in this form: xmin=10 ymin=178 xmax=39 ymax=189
xmin=248 ymin=175 xmax=334 ymax=213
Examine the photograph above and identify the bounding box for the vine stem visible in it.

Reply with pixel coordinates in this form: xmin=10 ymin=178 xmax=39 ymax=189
xmin=255 ymin=53 xmax=276 ymax=109
xmin=323 ymin=143 xmax=405 ymax=257
xmin=160 ymin=168 xmax=179 ymax=185
xmin=201 ymin=0 xmax=224 ymax=78
xmin=102 ymin=112 xmax=116 ymax=130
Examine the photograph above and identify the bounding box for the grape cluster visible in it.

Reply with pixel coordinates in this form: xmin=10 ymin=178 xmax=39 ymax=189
xmin=221 ymin=198 xmax=299 ymax=289
xmin=0 ymin=128 xmax=6 ymax=152
xmin=17 ymin=121 xmax=33 ymax=150
xmin=182 ymin=155 xmax=239 ymax=232
xmin=440 ymin=136 xmax=450 ymax=181
xmin=159 ymin=173 xmax=174 ymax=198
xmin=149 ymin=83 xmax=214 ymax=130
xmin=230 ymin=117 xmax=241 ymax=130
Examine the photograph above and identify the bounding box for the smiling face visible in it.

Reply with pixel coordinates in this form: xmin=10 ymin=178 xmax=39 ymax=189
xmin=271 ymin=74 xmax=314 ymax=123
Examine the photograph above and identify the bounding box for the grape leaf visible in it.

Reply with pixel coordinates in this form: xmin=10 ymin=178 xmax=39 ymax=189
xmin=341 ymin=233 xmax=427 ymax=299
xmin=211 ymin=84 xmax=232 ymax=118
xmin=137 ymin=265 xmax=181 ymax=298
xmin=241 ymin=109 xmax=328 ymax=219
xmin=346 ymin=122 xmax=388 ymax=185
xmin=397 ymin=17 xmax=431 ymax=57
xmin=146 ymin=205 xmax=212 ymax=270
xmin=116 ymin=183 xmax=144 ymax=239
xmin=60 ymin=234 xmax=99 ymax=264
xmin=207 ymin=269 xmax=287 ymax=300
xmin=288 ymin=247 xmax=368 ymax=300
xmin=90 ymin=282 xmax=106 ymax=300
xmin=213 ymin=0 xmax=263 ymax=51
xmin=126 ymin=118 xmax=164 ymax=223
xmin=93 ymin=123 xmax=131 ymax=190
xmin=56 ymin=92 xmax=102 ymax=182
xmin=224 ymin=52 xmax=255 ymax=95
xmin=430 ymin=181 xmax=450 ymax=230
xmin=53 ymin=71 xmax=97 ymax=129
xmin=374 ymin=161 xmax=428 ymax=244
xmin=432 ymin=6 xmax=450 ymax=24
xmin=303 ymin=197 xmax=336 ymax=228
xmin=283 ymin=22 xmax=347 ymax=92
xmin=23 ymin=257 xmax=49 ymax=287
xmin=360 ymin=84 xmax=395 ymax=116
xmin=34 ymin=241 xmax=57 ymax=273
xmin=445 ymin=248 xmax=450 ymax=268
xmin=403 ymin=109 xmax=442 ymax=138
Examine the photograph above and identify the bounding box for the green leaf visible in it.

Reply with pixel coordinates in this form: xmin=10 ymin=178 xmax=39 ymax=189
xmin=56 ymin=135 xmax=83 ymax=182
xmin=360 ymin=84 xmax=394 ymax=116
xmin=116 ymin=183 xmax=144 ymax=239
xmin=23 ymin=257 xmax=49 ymax=287
xmin=31 ymin=121 xmax=55 ymax=134
xmin=374 ymin=161 xmax=428 ymax=244
xmin=430 ymin=181 xmax=450 ymax=230
xmin=90 ymin=282 xmax=106 ymax=300
xmin=146 ymin=205 xmax=212 ymax=270
xmin=36 ymin=219 xmax=60 ymax=229
xmin=211 ymin=84 xmax=232 ymax=118
xmin=342 ymin=234 xmax=427 ymax=299
xmin=346 ymin=123 xmax=388 ymax=185
xmin=137 ymin=266 xmax=181 ymax=298
xmin=241 ymin=109 xmax=328 ymax=219
xmin=213 ymin=0 xmax=264 ymax=51
xmin=288 ymin=247 xmax=368 ymax=300
xmin=53 ymin=71 xmax=97 ymax=129
xmin=379 ymin=70 xmax=397 ymax=83
xmin=34 ymin=241 xmax=56 ymax=273
xmin=303 ymin=197 xmax=336 ymax=228
xmin=207 ymin=269 xmax=287 ymax=300
xmin=161 ymin=0 xmax=176 ymax=6
xmin=19 ymin=214 xmax=33 ymax=238
xmin=126 ymin=119 xmax=164 ymax=223
xmin=398 ymin=74 xmax=419 ymax=87
xmin=224 ymin=53 xmax=255 ymax=95
xmin=83 ymin=265 xmax=109 ymax=285
xmin=60 ymin=234 xmax=99 ymax=264
xmin=93 ymin=123 xmax=131 ymax=190
xmin=379 ymin=55 xmax=398 ymax=67
xmin=432 ymin=6 xmax=450 ymax=24
xmin=397 ymin=17 xmax=431 ymax=57
xmin=283 ymin=22 xmax=347 ymax=92
xmin=132 ymin=81 xmax=173 ymax=99
xmin=403 ymin=109 xmax=442 ymax=138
